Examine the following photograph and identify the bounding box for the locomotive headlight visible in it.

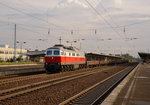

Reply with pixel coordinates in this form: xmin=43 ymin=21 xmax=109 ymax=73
xmin=51 ymin=57 xmax=54 ymax=59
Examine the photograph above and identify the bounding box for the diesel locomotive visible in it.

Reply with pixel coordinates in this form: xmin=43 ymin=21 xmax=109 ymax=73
xmin=44 ymin=44 xmax=127 ymax=73
xmin=44 ymin=44 xmax=86 ymax=73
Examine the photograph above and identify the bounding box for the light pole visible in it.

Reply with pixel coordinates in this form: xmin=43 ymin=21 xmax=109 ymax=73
xmin=79 ymin=39 xmax=85 ymax=50
xmin=13 ymin=24 xmax=16 ymax=62
xmin=66 ymin=39 xmax=85 ymax=49
xmin=17 ymin=41 xmax=26 ymax=58
xmin=66 ymin=40 xmax=77 ymax=46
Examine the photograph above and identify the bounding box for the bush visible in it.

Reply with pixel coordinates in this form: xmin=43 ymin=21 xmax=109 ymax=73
xmin=6 ymin=58 xmax=13 ymax=62
xmin=0 ymin=59 xmax=4 ymax=62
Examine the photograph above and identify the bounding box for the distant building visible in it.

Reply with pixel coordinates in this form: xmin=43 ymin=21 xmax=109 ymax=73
xmin=138 ymin=52 xmax=150 ymax=63
xmin=0 ymin=45 xmax=27 ymax=61
xmin=26 ymin=50 xmax=45 ymax=63
xmin=115 ymin=54 xmax=121 ymax=57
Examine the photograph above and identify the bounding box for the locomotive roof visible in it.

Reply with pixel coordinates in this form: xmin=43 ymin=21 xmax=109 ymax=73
xmin=47 ymin=44 xmax=80 ymax=52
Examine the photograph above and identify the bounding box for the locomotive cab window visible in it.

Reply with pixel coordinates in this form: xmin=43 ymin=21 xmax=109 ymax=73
xmin=47 ymin=50 xmax=52 ymax=55
xmin=54 ymin=50 xmax=60 ymax=55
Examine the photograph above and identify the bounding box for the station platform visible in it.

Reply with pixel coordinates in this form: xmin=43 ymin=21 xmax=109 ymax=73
xmin=101 ymin=63 xmax=150 ymax=105
xmin=0 ymin=64 xmax=44 ymax=75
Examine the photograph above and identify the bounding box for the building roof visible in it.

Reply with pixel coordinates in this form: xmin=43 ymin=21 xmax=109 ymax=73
xmin=26 ymin=51 xmax=45 ymax=56
xmin=0 ymin=45 xmax=10 ymax=48
xmin=85 ymin=53 xmax=122 ymax=59
xmin=138 ymin=52 xmax=150 ymax=62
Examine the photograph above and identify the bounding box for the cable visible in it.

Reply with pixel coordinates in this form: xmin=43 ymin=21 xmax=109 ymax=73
xmin=85 ymin=0 xmax=138 ymax=52
xmin=85 ymin=0 xmax=141 ymax=56
xmin=19 ymin=26 xmax=61 ymax=40
xmin=9 ymin=21 xmax=98 ymax=33
xmin=99 ymin=2 xmax=130 ymax=40
xmin=0 ymin=2 xmax=62 ymax=28
xmin=84 ymin=0 xmax=124 ymax=39
xmin=117 ymin=19 xmax=150 ymax=28
xmin=17 ymin=0 xmax=41 ymax=11
xmin=19 ymin=27 xmax=46 ymax=36
xmin=99 ymin=2 xmax=120 ymax=28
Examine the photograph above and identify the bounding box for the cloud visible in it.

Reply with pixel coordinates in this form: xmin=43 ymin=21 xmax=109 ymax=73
xmin=112 ymin=13 xmax=150 ymax=23
xmin=57 ymin=0 xmax=88 ymax=8
xmin=1 ymin=0 xmax=150 ymax=57
xmin=115 ymin=0 xmax=123 ymax=7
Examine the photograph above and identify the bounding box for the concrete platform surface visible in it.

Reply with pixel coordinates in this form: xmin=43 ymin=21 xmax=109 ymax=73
xmin=0 ymin=64 xmax=44 ymax=75
xmin=102 ymin=63 xmax=150 ymax=105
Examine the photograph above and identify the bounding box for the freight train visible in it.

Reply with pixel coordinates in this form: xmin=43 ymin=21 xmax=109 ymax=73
xmin=44 ymin=44 xmax=127 ymax=73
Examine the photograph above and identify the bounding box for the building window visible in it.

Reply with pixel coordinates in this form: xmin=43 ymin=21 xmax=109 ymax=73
xmin=9 ymin=51 xmax=13 ymax=54
xmin=0 ymin=51 xmax=4 ymax=54
xmin=5 ymin=51 xmax=8 ymax=54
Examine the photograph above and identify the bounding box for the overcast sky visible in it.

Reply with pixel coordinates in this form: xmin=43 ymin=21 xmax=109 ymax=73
xmin=0 ymin=0 xmax=150 ymax=57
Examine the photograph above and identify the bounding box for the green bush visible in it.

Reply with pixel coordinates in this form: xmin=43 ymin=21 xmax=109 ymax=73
xmin=0 ymin=59 xmax=4 ymax=62
xmin=6 ymin=58 xmax=13 ymax=62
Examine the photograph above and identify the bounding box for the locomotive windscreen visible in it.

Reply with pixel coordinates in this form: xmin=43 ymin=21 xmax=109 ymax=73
xmin=47 ymin=50 xmax=52 ymax=55
xmin=54 ymin=50 xmax=60 ymax=55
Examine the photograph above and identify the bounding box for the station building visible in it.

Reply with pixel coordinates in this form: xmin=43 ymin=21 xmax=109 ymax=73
xmin=0 ymin=45 xmax=27 ymax=61
xmin=138 ymin=52 xmax=150 ymax=63
xmin=26 ymin=50 xmax=45 ymax=63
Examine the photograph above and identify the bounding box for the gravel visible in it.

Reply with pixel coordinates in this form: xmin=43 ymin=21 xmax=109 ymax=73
xmin=0 ymin=66 xmax=110 ymax=90
xmin=0 ymin=64 xmax=129 ymax=105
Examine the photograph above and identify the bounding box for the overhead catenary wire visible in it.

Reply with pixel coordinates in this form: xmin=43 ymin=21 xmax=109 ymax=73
xmin=85 ymin=0 xmax=140 ymax=55
xmin=0 ymin=0 xmax=145 ymax=40
xmin=117 ymin=19 xmax=150 ymax=28
xmin=18 ymin=25 xmax=76 ymax=44
xmin=0 ymin=13 xmax=148 ymax=36
xmin=1 ymin=1 xmax=149 ymax=33
xmin=85 ymin=0 xmax=139 ymax=41
xmin=84 ymin=0 xmax=127 ymax=55
xmin=0 ymin=0 xmax=123 ymax=37
xmin=99 ymin=2 xmax=121 ymax=29
xmin=84 ymin=0 xmax=124 ymax=39
xmin=19 ymin=26 xmax=58 ymax=39
xmin=98 ymin=2 xmax=129 ymax=39
xmin=91 ymin=0 xmax=128 ymax=45
xmin=17 ymin=0 xmax=42 ymax=12
xmin=0 ymin=1 xmax=63 ymax=28
xmin=1 ymin=19 xmax=98 ymax=32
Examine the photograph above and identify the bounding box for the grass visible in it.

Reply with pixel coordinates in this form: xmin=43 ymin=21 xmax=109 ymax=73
xmin=0 ymin=62 xmax=38 ymax=65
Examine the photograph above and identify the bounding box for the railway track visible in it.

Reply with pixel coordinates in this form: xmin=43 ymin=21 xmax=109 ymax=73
xmin=0 ymin=65 xmax=114 ymax=87
xmin=59 ymin=64 xmax=138 ymax=105
xmin=0 ymin=74 xmax=46 ymax=85
xmin=0 ymin=67 xmax=114 ymax=102
xmin=0 ymin=75 xmax=19 ymax=80
xmin=0 ymin=66 xmax=104 ymax=85
xmin=0 ymin=64 xmax=132 ymax=104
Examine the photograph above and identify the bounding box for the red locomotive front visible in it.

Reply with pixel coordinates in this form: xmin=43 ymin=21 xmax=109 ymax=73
xmin=44 ymin=44 xmax=86 ymax=73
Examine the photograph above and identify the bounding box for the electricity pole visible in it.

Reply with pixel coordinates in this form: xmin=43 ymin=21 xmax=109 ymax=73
xmin=13 ymin=24 xmax=16 ymax=62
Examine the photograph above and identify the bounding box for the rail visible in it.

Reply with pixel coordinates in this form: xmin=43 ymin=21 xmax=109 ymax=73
xmin=59 ymin=63 xmax=138 ymax=105
xmin=0 ymin=68 xmax=107 ymax=102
